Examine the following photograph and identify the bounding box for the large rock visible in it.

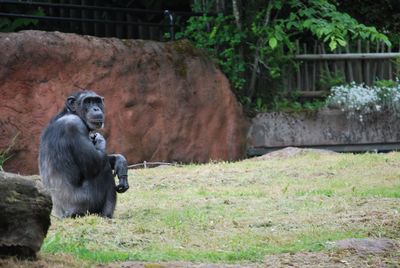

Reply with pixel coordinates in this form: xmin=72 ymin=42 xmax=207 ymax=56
xmin=0 ymin=171 xmax=52 ymax=259
xmin=0 ymin=31 xmax=249 ymax=175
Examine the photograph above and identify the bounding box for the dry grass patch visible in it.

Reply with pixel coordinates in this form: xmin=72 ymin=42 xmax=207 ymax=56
xmin=8 ymin=151 xmax=400 ymax=266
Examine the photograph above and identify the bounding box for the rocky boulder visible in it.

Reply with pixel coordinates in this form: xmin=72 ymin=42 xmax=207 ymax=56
xmin=0 ymin=171 xmax=52 ymax=259
xmin=0 ymin=31 xmax=249 ymax=174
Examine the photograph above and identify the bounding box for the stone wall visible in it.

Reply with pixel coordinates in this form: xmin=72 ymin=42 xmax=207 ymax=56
xmin=248 ymin=109 xmax=400 ymax=151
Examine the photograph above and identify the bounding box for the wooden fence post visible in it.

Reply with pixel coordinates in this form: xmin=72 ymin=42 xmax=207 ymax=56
xmin=287 ymin=41 xmax=400 ymax=96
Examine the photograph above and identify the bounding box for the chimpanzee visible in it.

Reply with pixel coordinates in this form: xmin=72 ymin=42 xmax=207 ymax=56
xmin=39 ymin=90 xmax=129 ymax=218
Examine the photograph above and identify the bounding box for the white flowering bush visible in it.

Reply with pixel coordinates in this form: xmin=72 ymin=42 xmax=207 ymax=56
xmin=326 ymin=81 xmax=400 ymax=120
xmin=377 ymin=86 xmax=400 ymax=112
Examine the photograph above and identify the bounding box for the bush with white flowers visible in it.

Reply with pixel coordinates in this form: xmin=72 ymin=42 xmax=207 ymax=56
xmin=326 ymin=81 xmax=400 ymax=120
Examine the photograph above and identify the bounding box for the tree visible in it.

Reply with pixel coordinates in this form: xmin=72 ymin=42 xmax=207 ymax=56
xmin=176 ymin=0 xmax=390 ymax=110
xmin=336 ymin=0 xmax=400 ymax=43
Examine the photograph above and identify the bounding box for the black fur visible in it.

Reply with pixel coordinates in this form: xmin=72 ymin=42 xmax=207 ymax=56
xmin=39 ymin=90 xmax=129 ymax=218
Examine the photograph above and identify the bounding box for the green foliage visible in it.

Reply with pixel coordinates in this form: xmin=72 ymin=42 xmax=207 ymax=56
xmin=175 ymin=14 xmax=246 ymax=91
xmin=287 ymin=0 xmax=390 ymax=50
xmin=272 ymin=99 xmax=326 ymax=112
xmin=318 ymin=71 xmax=345 ymax=91
xmin=262 ymin=0 xmax=390 ymax=52
xmin=0 ymin=18 xmax=36 ymax=32
xmin=336 ymin=0 xmax=400 ymax=45
xmin=0 ymin=133 xmax=19 ymax=171
xmin=242 ymin=90 xmax=326 ymax=113
xmin=241 ymin=96 xmax=269 ymax=112
xmin=176 ymin=0 xmax=390 ymax=111
xmin=269 ymin=93 xmax=326 ymax=112
xmin=0 ymin=9 xmax=44 ymax=32
xmin=373 ymin=79 xmax=398 ymax=88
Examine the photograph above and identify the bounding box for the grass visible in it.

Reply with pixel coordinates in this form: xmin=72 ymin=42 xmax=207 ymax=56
xmin=0 ymin=133 xmax=19 ymax=171
xmin=38 ymin=151 xmax=400 ymax=266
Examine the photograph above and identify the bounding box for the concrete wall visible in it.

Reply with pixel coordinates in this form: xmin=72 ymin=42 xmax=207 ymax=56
xmin=248 ymin=109 xmax=400 ymax=152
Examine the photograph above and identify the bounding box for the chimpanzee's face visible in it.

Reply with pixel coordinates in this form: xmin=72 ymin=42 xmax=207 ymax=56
xmin=81 ymin=95 xmax=105 ymax=130
xmin=67 ymin=91 xmax=105 ymax=130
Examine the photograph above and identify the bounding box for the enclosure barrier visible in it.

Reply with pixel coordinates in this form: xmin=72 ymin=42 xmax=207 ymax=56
xmin=0 ymin=0 xmax=216 ymax=40
xmin=247 ymin=109 xmax=400 ymax=156
xmin=284 ymin=41 xmax=400 ymax=96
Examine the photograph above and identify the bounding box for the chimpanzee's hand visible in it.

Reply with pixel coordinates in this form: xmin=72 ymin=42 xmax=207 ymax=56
xmin=113 ymin=155 xmax=129 ymax=193
xmin=116 ymin=175 xmax=129 ymax=193
xmin=90 ymin=133 xmax=106 ymax=152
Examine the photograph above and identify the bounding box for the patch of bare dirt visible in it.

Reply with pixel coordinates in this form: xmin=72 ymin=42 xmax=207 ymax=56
xmin=2 ymin=248 xmax=399 ymax=268
xmin=334 ymin=238 xmax=400 ymax=255
xmin=264 ymin=238 xmax=400 ymax=267
xmin=0 ymin=253 xmax=83 ymax=268
xmin=264 ymin=249 xmax=400 ymax=268
xmin=250 ymin=147 xmax=337 ymax=161
xmin=100 ymin=262 xmax=261 ymax=268
xmin=2 ymin=239 xmax=399 ymax=268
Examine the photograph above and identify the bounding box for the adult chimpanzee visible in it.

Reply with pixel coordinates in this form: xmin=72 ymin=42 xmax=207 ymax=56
xmin=39 ymin=90 xmax=129 ymax=218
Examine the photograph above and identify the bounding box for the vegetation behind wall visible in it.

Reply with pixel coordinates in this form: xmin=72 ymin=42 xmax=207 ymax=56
xmin=175 ymin=0 xmax=393 ymax=113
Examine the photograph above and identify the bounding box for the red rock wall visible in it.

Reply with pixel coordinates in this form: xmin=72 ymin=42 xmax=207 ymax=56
xmin=0 ymin=31 xmax=249 ymax=175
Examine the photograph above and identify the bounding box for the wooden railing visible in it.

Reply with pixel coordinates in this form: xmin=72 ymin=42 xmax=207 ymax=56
xmin=285 ymin=41 xmax=400 ymax=97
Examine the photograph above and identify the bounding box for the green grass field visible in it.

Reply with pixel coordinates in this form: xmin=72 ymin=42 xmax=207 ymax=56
xmin=3 ymin=150 xmax=400 ymax=267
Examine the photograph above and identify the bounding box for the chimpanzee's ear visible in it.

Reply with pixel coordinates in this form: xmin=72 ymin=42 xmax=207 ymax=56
xmin=66 ymin=96 xmax=76 ymax=112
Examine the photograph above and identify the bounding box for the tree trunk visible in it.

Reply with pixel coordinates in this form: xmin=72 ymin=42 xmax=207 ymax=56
xmin=247 ymin=1 xmax=273 ymax=99
xmin=232 ymin=0 xmax=245 ymax=91
xmin=0 ymin=172 xmax=52 ymax=259
xmin=232 ymin=0 xmax=242 ymax=31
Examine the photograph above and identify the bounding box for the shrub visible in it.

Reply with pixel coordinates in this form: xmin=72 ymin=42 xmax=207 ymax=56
xmin=326 ymin=81 xmax=400 ymax=120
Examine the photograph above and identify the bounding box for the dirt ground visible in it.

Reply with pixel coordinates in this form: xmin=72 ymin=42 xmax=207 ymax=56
xmin=2 ymin=239 xmax=399 ymax=268
xmin=249 ymin=147 xmax=338 ymax=161
xmin=99 ymin=250 xmax=400 ymax=268
xmin=102 ymin=238 xmax=400 ymax=267
xmin=102 ymin=239 xmax=400 ymax=268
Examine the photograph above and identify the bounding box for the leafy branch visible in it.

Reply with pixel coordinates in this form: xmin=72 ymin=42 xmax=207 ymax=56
xmin=175 ymin=0 xmax=391 ymax=110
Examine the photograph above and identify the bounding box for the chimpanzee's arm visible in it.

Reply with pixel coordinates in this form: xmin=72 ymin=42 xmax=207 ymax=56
xmin=108 ymin=154 xmax=129 ymax=193
xmin=59 ymin=115 xmax=109 ymax=180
